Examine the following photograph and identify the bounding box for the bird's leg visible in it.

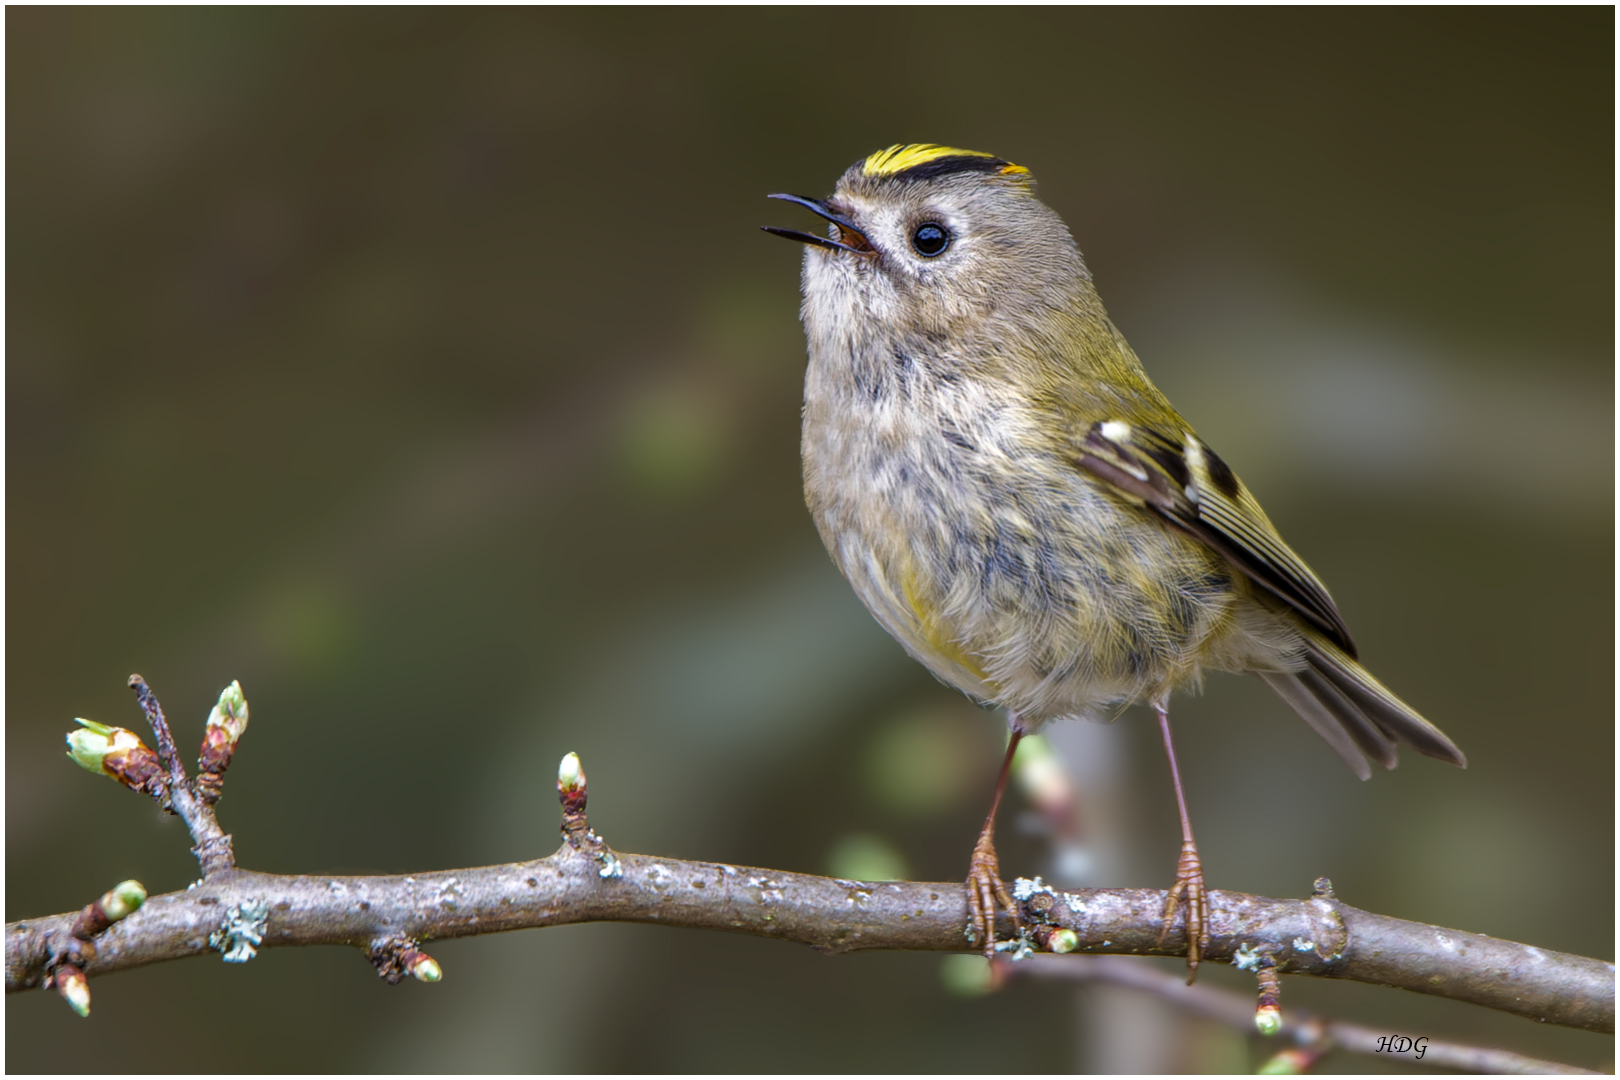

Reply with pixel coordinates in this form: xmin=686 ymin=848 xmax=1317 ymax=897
xmin=967 ymin=726 xmax=1024 ymax=957
xmin=1154 ymin=702 xmax=1210 ymax=982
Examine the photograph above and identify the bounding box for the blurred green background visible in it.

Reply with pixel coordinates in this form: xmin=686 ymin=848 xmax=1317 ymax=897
xmin=7 ymin=8 xmax=1612 ymax=1073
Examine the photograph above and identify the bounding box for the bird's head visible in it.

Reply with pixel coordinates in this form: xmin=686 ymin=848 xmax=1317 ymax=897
xmin=765 ymin=144 xmax=1099 ymax=362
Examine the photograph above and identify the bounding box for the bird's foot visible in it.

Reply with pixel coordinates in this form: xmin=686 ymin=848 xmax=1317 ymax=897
xmin=1158 ymin=839 xmax=1211 ymax=982
xmin=966 ymin=831 xmax=1021 ymax=958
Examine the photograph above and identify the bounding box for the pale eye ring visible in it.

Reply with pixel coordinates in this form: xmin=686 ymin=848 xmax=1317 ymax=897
xmin=910 ymin=222 xmax=951 ymax=257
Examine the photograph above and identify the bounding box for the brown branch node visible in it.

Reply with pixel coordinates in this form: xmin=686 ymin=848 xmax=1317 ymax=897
xmin=38 ymin=880 xmax=148 ymax=1018
xmin=369 ymin=935 xmax=442 ymax=985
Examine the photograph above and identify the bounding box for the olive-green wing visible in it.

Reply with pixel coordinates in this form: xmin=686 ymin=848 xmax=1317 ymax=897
xmin=1073 ymin=417 xmax=1466 ymax=777
xmin=1073 ymin=419 xmax=1358 ymax=657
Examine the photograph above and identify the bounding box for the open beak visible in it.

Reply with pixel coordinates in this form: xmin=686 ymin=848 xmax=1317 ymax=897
xmin=761 ymin=193 xmax=874 ymax=256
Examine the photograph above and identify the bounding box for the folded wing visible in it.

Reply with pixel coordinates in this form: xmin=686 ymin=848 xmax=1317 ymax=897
xmin=1074 ymin=419 xmax=1465 ymax=777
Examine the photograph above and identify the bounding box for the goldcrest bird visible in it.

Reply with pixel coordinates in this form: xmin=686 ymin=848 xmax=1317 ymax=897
xmin=764 ymin=144 xmax=1466 ymax=976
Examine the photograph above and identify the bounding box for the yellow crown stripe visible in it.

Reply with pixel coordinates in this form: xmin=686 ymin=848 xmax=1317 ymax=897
xmin=862 ymin=143 xmax=1018 ymax=177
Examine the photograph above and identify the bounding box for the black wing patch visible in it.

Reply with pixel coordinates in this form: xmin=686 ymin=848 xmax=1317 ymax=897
xmin=1076 ymin=421 xmax=1357 ymax=657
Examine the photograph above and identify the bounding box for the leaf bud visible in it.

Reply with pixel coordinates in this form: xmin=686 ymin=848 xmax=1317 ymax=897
xmin=101 ymin=880 xmax=148 ymax=923
xmin=65 ymin=719 xmax=165 ymax=794
xmin=198 ymin=680 xmax=249 ymax=777
xmin=557 ymin=752 xmax=587 ymax=815
xmin=53 ymin=966 xmax=90 ymax=1017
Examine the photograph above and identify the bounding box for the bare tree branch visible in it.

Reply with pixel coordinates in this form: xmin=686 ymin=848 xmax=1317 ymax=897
xmin=7 ymin=840 xmax=1613 ymax=1035
xmin=1008 ymin=954 xmax=1601 ymax=1074
xmin=12 ymin=674 xmax=1613 ymax=1076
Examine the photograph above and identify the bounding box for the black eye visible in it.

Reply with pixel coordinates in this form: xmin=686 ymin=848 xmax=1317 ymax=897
xmin=910 ymin=222 xmax=951 ymax=257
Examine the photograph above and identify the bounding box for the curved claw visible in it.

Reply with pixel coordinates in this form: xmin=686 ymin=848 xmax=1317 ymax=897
xmin=1158 ymin=839 xmax=1211 ymax=982
xmin=968 ymin=832 xmax=1021 ymax=958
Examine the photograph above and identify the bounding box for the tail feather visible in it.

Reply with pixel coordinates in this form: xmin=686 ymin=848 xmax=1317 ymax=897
xmin=1296 ymin=665 xmax=1401 ymax=770
xmin=1257 ymin=638 xmax=1467 ymax=778
xmin=1256 ymin=669 xmax=1374 ymax=780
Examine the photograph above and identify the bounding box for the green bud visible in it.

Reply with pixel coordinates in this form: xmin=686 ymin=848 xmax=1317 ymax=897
xmin=1046 ymin=928 xmax=1079 ymax=954
xmin=55 ymin=968 xmax=90 ymax=1017
xmin=557 ymin=752 xmax=583 ymax=792
xmin=65 ymin=720 xmax=144 ymax=776
xmin=206 ymin=680 xmax=249 ymax=743
xmin=408 ymin=954 xmax=443 ymax=982
xmin=101 ymin=880 xmax=148 ymax=923
xmin=1254 ymin=1004 xmax=1283 ymax=1036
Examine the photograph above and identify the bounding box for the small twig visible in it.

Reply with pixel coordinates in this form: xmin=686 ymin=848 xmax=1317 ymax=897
xmin=125 ymin=676 xmax=236 ymax=877
xmin=1254 ymin=958 xmax=1282 ymax=1035
xmin=127 ymin=674 xmax=185 ymax=794
xmin=1006 ymin=954 xmax=1600 ymax=1075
